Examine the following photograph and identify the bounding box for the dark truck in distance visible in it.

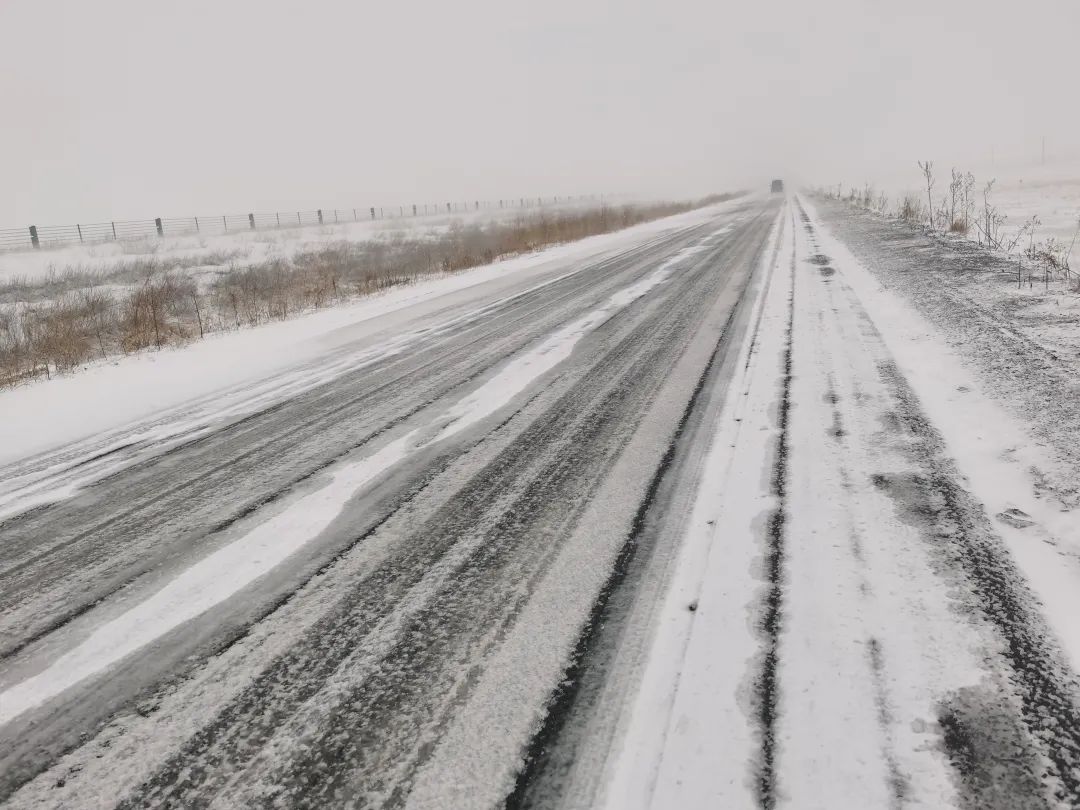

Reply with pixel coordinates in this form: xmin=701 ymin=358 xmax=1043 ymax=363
xmin=771 ymin=179 xmax=784 ymax=193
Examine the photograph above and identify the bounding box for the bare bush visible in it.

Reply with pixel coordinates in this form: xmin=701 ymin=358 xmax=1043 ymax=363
xmin=1033 ymin=237 xmax=1070 ymax=275
xmin=1060 ymin=214 xmax=1080 ymax=278
xmin=821 ymin=163 xmax=1076 ymax=291
xmin=918 ymin=161 xmax=935 ymax=229
xmin=899 ymin=194 xmax=926 ymax=225
xmin=875 ymin=191 xmax=890 ymax=216
xmin=1000 ymin=214 xmax=1040 ymax=256
xmin=948 ymin=168 xmax=962 ymax=228
xmin=974 ymin=180 xmax=1007 ymax=249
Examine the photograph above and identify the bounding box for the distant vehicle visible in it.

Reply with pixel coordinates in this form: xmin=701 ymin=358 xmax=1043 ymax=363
xmin=771 ymin=179 xmax=784 ymax=193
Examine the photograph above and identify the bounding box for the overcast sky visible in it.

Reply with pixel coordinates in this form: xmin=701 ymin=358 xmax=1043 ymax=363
xmin=1 ymin=0 xmax=1076 ymax=225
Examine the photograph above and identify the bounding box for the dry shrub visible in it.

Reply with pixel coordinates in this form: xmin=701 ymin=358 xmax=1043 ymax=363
xmin=899 ymin=194 xmax=926 ymax=225
xmin=0 ymin=194 xmax=741 ymax=387
xmin=0 ymin=252 xmax=243 ymax=306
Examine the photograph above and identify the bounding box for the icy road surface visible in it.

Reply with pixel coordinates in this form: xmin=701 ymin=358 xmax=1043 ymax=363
xmin=2 ymin=195 xmax=1080 ymax=809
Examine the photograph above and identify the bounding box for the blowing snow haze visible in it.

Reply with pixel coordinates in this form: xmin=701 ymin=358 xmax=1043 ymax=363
xmin=1 ymin=0 xmax=1077 ymax=224
xmin=5 ymin=2 xmax=1080 ymax=809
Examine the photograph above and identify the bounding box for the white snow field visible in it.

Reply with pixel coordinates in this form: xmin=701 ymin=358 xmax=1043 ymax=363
xmin=991 ymin=161 xmax=1080 ymax=245
xmin=0 ymin=200 xmax=606 ymax=285
xmin=842 ymin=155 xmax=1080 ymax=250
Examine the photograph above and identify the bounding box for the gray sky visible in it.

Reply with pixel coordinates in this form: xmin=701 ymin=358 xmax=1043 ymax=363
xmin=1 ymin=0 xmax=1076 ymax=225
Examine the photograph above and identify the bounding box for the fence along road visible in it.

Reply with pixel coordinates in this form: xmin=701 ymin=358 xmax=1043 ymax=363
xmin=0 ymin=195 xmax=609 ymax=254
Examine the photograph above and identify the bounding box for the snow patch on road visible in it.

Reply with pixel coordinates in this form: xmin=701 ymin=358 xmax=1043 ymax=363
xmin=434 ymin=240 xmax=713 ymax=441
xmin=0 ymin=430 xmax=416 ymax=727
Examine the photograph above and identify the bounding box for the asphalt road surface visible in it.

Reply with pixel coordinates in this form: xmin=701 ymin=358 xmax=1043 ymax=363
xmin=0 ymin=197 xmax=779 ymax=807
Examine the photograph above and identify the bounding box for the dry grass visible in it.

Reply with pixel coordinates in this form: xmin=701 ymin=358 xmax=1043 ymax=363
xmin=899 ymin=194 xmax=926 ymax=225
xmin=0 ymin=250 xmax=245 ymax=305
xmin=0 ymin=197 xmax=739 ymax=387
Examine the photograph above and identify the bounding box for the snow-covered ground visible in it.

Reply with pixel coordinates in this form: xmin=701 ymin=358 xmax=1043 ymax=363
xmin=0 ymin=200 xmax=602 ymax=285
xmin=991 ymin=160 xmax=1080 ymax=245
xmin=813 ymin=196 xmax=1080 ymax=478
xmin=820 ymin=157 xmax=1075 ymax=270
xmin=838 ymin=156 xmax=1080 ymax=251
xmin=601 ymin=195 xmax=1080 ymax=808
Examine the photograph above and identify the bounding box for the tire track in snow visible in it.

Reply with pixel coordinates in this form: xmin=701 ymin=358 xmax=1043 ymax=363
xmin=504 ymin=207 xmax=774 ymax=810
xmin=0 ymin=220 xmax=728 ymax=665
xmin=753 ymin=209 xmax=797 ymax=810
xmin=800 ymin=197 xmax=1080 ymax=808
xmin=792 ymin=203 xmax=910 ymax=807
xmin=115 ymin=225 xmax=747 ymax=809
xmin=1 ymin=248 xmax=708 ymax=727
xmin=875 ymin=358 xmax=1080 ymax=807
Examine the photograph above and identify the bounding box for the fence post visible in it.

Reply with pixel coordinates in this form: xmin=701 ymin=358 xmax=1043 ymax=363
xmin=77 ymin=224 xmax=83 ymax=242
xmin=370 ymin=207 xmax=375 ymax=220
xmin=317 ymin=209 xmax=324 ymax=224
xmin=29 ymin=225 xmax=39 ymax=249
xmin=446 ymin=202 xmax=451 ymax=213
xmin=111 ymin=222 xmax=117 ymax=240
xmin=195 ymin=216 xmax=200 ymax=233
xmin=223 ymin=215 xmax=227 ymax=232
xmin=297 ymin=212 xmax=301 ymax=225
xmin=334 ymin=210 xmax=339 ymax=223
xmin=475 ymin=201 xmax=479 ymax=210
xmin=413 ymin=204 xmax=417 ymax=216
xmin=155 ymin=217 xmax=164 ymax=237
xmin=249 ymin=213 xmax=255 ymax=230
xmin=353 ymin=208 xmax=357 ymax=221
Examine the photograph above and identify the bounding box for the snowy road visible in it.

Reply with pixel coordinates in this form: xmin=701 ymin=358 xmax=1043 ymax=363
xmin=3 ymin=195 xmax=1080 ymax=809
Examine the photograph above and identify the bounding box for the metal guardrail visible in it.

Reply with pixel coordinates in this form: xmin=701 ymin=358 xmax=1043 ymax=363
xmin=0 ymin=196 xmax=607 ymax=254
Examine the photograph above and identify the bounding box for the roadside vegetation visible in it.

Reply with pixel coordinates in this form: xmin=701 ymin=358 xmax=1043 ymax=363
xmin=817 ymin=165 xmax=1080 ymax=290
xmin=0 ymin=196 xmax=739 ymax=387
